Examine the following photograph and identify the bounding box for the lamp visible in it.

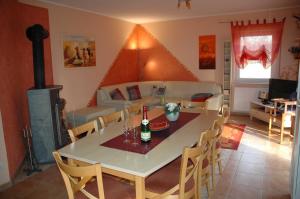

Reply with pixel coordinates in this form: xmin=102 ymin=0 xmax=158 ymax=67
xmin=177 ymin=0 xmax=191 ymax=9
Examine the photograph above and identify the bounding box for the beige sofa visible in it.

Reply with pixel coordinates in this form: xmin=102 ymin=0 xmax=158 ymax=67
xmin=97 ymin=81 xmax=223 ymax=111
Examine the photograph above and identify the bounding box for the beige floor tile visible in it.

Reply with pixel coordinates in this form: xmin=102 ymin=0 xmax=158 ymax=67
xmin=261 ymin=190 xmax=291 ymax=199
xmin=237 ymin=162 xmax=265 ymax=175
xmin=232 ymin=173 xmax=263 ymax=189
xmin=262 ymin=172 xmax=290 ymax=194
xmin=228 ymin=151 xmax=243 ymax=161
xmin=227 ymin=184 xmax=262 ymax=199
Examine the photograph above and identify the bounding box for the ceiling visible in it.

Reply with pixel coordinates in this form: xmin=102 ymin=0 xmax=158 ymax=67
xmin=40 ymin=0 xmax=300 ymax=23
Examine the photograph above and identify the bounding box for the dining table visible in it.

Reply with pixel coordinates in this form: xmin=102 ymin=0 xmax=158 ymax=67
xmin=58 ymin=107 xmax=219 ymax=199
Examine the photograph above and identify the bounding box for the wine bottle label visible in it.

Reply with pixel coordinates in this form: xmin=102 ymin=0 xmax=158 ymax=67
xmin=141 ymin=131 xmax=151 ymax=142
xmin=141 ymin=119 xmax=151 ymax=142
xmin=141 ymin=106 xmax=151 ymax=142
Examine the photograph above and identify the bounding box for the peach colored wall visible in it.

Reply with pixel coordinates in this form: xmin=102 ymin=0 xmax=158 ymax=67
xmin=137 ymin=25 xmax=198 ymax=81
xmin=0 ymin=0 xmax=53 ymax=178
xmin=88 ymin=25 xmax=198 ymax=106
xmin=142 ymin=8 xmax=300 ymax=83
xmin=20 ymin=0 xmax=136 ymax=111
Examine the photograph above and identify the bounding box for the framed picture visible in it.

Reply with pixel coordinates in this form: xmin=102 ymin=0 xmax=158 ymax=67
xmin=199 ymin=35 xmax=216 ymax=69
xmin=63 ymin=35 xmax=96 ymax=67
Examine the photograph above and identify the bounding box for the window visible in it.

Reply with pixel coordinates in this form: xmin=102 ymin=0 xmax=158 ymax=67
xmin=231 ymin=18 xmax=285 ymax=83
xmin=238 ymin=35 xmax=272 ymax=80
xmin=239 ymin=61 xmax=271 ymax=79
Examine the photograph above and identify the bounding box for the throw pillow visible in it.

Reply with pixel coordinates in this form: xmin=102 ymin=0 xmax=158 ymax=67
xmin=110 ymin=88 xmax=125 ymax=100
xmin=156 ymin=86 xmax=166 ymax=96
xmin=151 ymin=85 xmax=158 ymax=96
xmin=127 ymin=85 xmax=142 ymax=100
xmin=191 ymin=93 xmax=213 ymax=102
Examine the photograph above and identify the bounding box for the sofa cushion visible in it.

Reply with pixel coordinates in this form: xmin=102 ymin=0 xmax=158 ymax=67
xmin=127 ymin=85 xmax=142 ymax=100
xmin=110 ymin=88 xmax=125 ymax=100
xmin=156 ymin=86 xmax=166 ymax=96
xmin=191 ymin=93 xmax=213 ymax=102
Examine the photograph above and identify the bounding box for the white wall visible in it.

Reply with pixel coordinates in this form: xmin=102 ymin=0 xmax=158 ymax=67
xmin=0 ymin=111 xmax=10 ymax=187
xmin=20 ymin=0 xmax=135 ymax=111
xmin=142 ymin=8 xmax=299 ymax=83
xmin=233 ymin=86 xmax=268 ymax=112
xmin=143 ymin=8 xmax=300 ymax=112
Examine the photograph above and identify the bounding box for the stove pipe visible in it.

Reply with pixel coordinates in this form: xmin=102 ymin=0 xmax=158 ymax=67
xmin=26 ymin=24 xmax=49 ymax=89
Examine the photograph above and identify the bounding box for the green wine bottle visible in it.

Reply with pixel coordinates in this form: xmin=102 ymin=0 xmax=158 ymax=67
xmin=141 ymin=106 xmax=151 ymax=143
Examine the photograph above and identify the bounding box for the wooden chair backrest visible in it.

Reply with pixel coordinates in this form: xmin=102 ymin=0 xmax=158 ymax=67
xmin=125 ymin=103 xmax=142 ymax=118
xmin=68 ymin=120 xmax=98 ymax=143
xmin=178 ymin=130 xmax=211 ymax=199
xmin=98 ymin=110 xmax=125 ymax=128
xmin=150 ymin=131 xmax=210 ymax=199
xmin=211 ymin=116 xmax=225 ymax=139
xmin=222 ymin=106 xmax=230 ymax=123
xmin=53 ymin=152 xmax=104 ymax=199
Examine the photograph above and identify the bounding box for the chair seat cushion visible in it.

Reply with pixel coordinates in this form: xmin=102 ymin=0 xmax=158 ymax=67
xmin=76 ymin=174 xmax=135 ymax=199
xmin=202 ymin=157 xmax=209 ymax=169
xmin=145 ymin=157 xmax=194 ymax=195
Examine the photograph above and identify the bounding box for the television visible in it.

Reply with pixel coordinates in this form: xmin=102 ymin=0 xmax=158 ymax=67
xmin=268 ymin=78 xmax=298 ymax=100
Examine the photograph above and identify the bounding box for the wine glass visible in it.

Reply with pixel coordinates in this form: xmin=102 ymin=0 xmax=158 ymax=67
xmin=132 ymin=128 xmax=139 ymax=146
xmin=123 ymin=119 xmax=130 ymax=143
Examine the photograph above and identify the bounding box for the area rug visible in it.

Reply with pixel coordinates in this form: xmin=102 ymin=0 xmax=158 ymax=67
xmin=220 ymin=123 xmax=246 ymax=150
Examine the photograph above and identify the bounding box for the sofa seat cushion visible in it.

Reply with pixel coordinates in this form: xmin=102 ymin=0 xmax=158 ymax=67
xmin=110 ymin=88 xmax=125 ymax=100
xmin=127 ymin=85 xmax=142 ymax=100
xmin=191 ymin=93 xmax=213 ymax=102
xmin=67 ymin=106 xmax=116 ymax=127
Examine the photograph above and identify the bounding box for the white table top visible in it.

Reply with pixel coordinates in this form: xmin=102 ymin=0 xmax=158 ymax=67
xmin=58 ymin=108 xmax=218 ymax=177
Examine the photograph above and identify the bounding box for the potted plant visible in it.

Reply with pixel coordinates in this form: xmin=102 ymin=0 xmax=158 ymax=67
xmin=165 ymin=102 xmax=181 ymax=122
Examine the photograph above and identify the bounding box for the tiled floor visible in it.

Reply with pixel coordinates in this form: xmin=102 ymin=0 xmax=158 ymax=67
xmin=212 ymin=115 xmax=292 ymax=199
xmin=0 ymin=114 xmax=292 ymax=199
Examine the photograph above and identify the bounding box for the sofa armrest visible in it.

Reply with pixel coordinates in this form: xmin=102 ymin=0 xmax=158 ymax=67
xmin=99 ymin=100 xmax=132 ymax=111
xmin=206 ymin=94 xmax=223 ymax=111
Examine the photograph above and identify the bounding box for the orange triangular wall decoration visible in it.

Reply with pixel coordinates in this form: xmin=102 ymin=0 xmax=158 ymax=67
xmin=88 ymin=25 xmax=198 ymax=106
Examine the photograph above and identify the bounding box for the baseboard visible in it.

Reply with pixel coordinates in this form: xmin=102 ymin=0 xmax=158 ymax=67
xmin=231 ymin=111 xmax=250 ymax=116
xmin=0 ymin=181 xmax=12 ymax=192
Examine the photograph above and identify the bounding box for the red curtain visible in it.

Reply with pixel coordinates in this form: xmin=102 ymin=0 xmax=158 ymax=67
xmin=231 ymin=18 xmax=285 ymax=68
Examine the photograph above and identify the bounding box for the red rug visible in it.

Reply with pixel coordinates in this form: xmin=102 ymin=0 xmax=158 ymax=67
xmin=220 ymin=123 xmax=246 ymax=150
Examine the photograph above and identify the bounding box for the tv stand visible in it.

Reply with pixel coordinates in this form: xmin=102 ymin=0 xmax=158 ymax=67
xmin=250 ymin=99 xmax=296 ymax=144
xmin=250 ymin=101 xmax=277 ymax=125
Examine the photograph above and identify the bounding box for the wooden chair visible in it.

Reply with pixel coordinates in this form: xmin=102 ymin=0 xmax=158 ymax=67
xmin=221 ymin=106 xmax=230 ymax=123
xmin=210 ymin=116 xmax=225 ymax=189
xmin=98 ymin=110 xmax=125 ymax=128
xmin=197 ymin=130 xmax=213 ymax=198
xmin=53 ymin=152 xmax=135 ymax=199
xmin=53 ymin=151 xmax=105 ymax=199
xmin=145 ymin=130 xmax=211 ymax=199
xmin=125 ymin=103 xmax=142 ymax=118
xmin=181 ymin=100 xmax=208 ymax=113
xmin=68 ymin=120 xmax=98 ymax=143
